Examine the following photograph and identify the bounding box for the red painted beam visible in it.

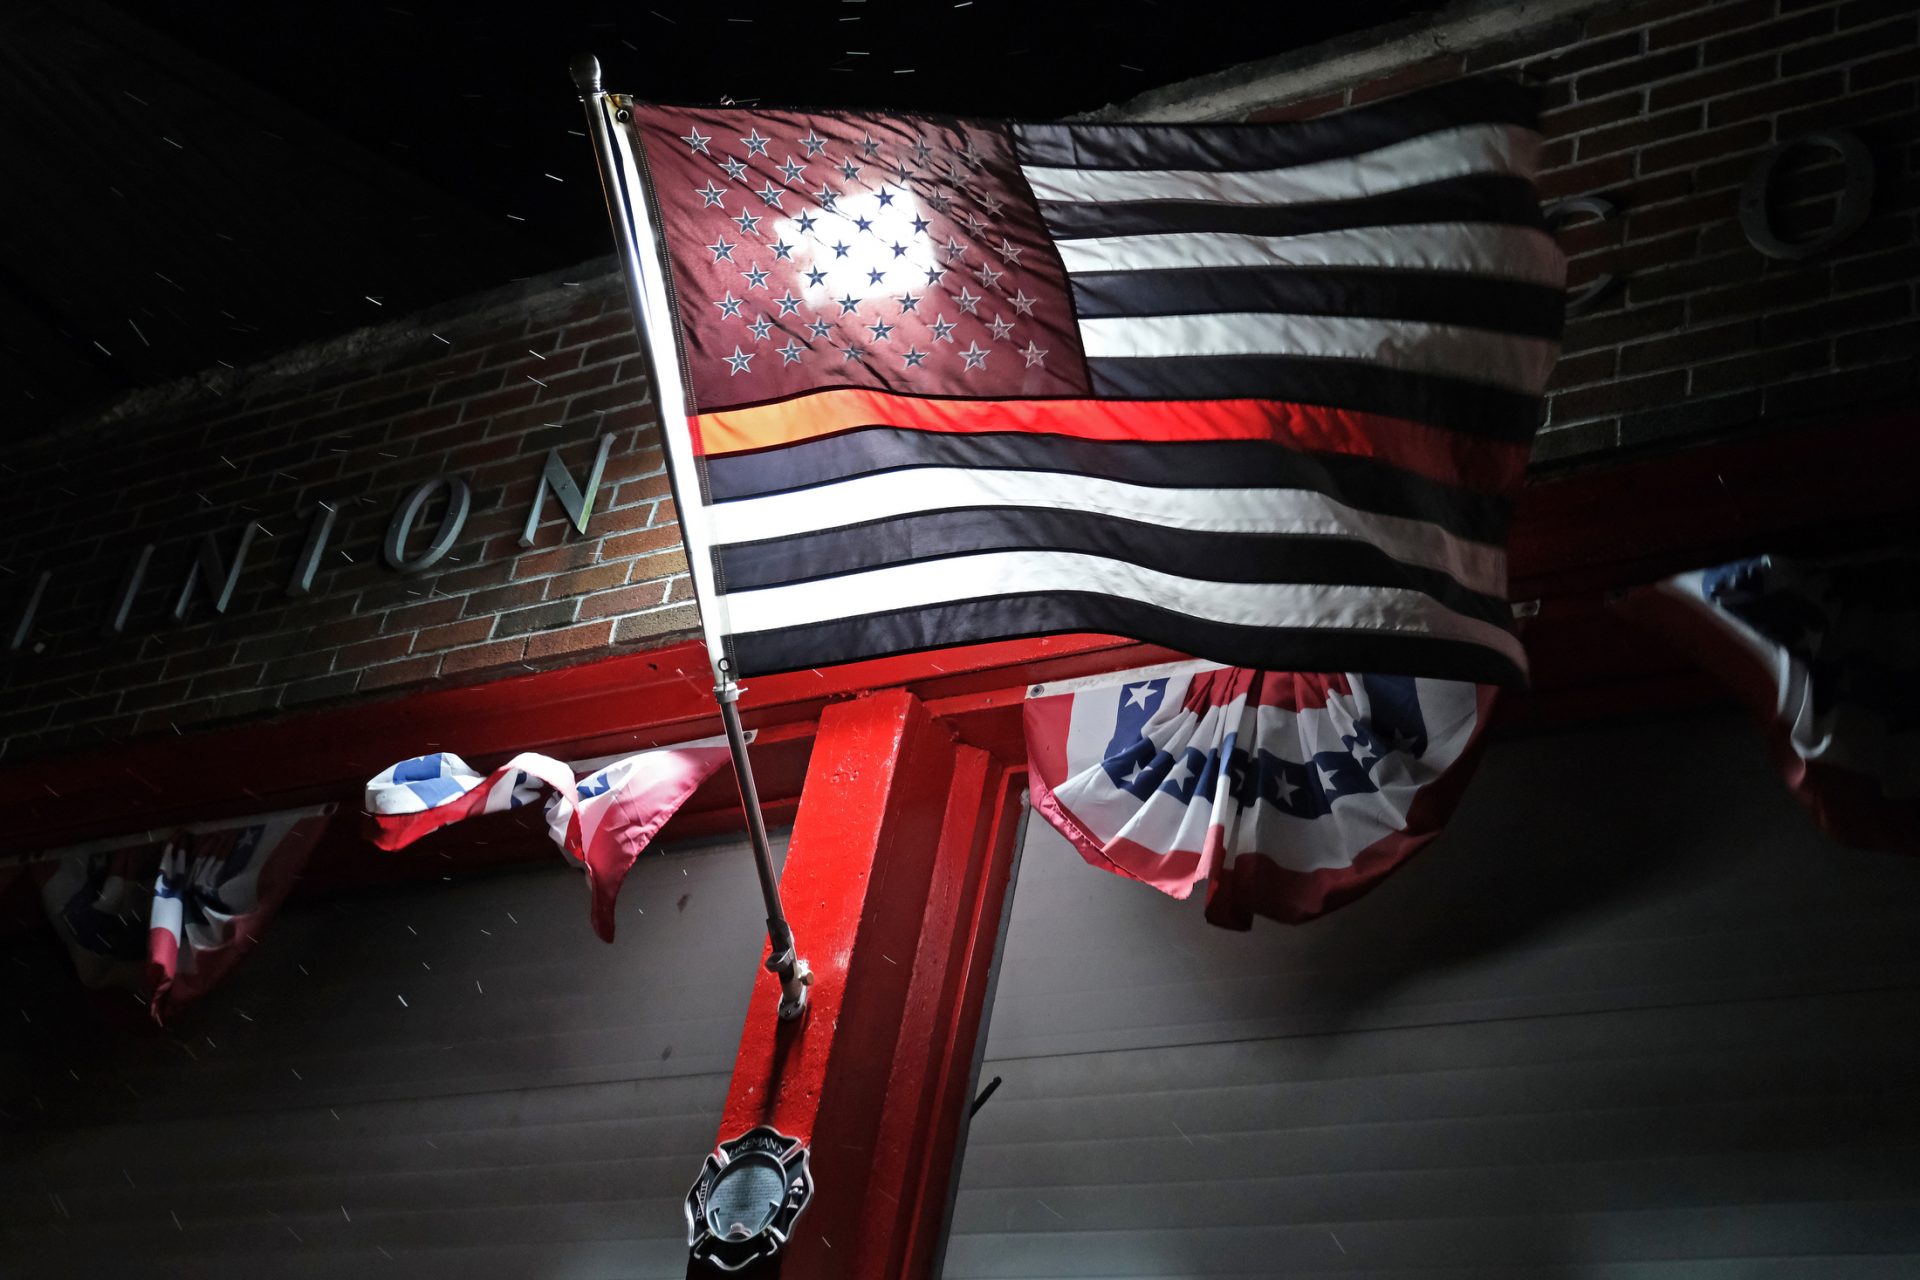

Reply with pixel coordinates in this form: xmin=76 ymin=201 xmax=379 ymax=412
xmin=693 ymin=690 xmax=1023 ymax=1278
xmin=1 ymin=634 xmax=1146 ymax=857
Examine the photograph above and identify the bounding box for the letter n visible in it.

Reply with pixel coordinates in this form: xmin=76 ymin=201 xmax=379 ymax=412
xmin=520 ymin=433 xmax=616 ymax=548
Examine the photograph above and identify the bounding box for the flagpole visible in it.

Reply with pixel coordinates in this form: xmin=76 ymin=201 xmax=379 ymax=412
xmin=570 ymin=53 xmax=809 ymax=1020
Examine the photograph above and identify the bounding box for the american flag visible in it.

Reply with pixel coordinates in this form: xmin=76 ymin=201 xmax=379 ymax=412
xmin=1616 ymin=553 xmax=1920 ymax=851
xmin=609 ymin=79 xmax=1563 ymax=685
xmin=366 ymin=742 xmax=731 ymax=940
xmin=33 ymin=807 xmax=331 ymax=1022
xmin=1026 ymin=663 xmax=1494 ymax=927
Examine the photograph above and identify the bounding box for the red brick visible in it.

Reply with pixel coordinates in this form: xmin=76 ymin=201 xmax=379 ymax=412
xmin=1783 ymin=18 xmax=1919 ymax=77
xmin=1542 ymin=91 xmax=1646 ymax=138
xmin=1575 ymin=105 xmax=1704 ymax=161
xmin=438 ymin=638 xmax=528 ymax=675
xmin=1638 ymin=119 xmax=1771 ymax=174
xmin=262 ymin=650 xmax=338 ymax=685
xmin=336 ymin=633 xmax=416 ymax=670
xmin=522 ymin=620 xmax=614 ymax=661
xmin=1620 ymin=318 xmax=1761 ymax=374
xmin=1626 ymin=189 xmax=1740 ymax=241
xmin=306 ymin=614 xmax=386 ymax=648
xmin=1837 ymin=319 xmax=1920 ymax=364
xmin=547 ymin=562 xmax=631 ymax=598
xmin=1549 ymin=368 xmax=1690 ymax=422
xmin=1647 ymin=0 xmax=1776 ymax=50
xmin=1708 ymin=71 xmax=1848 ymax=126
xmin=1704 ymin=8 xmax=1837 ymax=64
xmin=1562 ymin=300 xmax=1687 ymax=353
xmin=412 ymin=617 xmax=496 ymax=652
xmin=577 ymin=583 xmax=671 ymax=620
xmin=1778 ymin=81 xmax=1918 ymax=134
xmin=1850 ymin=46 xmax=1920 ymax=91
xmin=384 ymin=597 xmax=465 ymax=631
xmin=1577 ymin=46 xmax=1700 ymax=99
xmin=627 ymin=548 xmax=691 ymax=583
xmin=1648 ymin=54 xmax=1778 ymax=111
xmin=357 ymin=654 xmax=441 ymax=690
xmin=458 ymin=384 xmax=540 ymax=423
xmin=558 ymin=311 xmax=636 ymax=349
xmin=612 ymin=604 xmax=701 ymax=645
xmin=511 ymin=541 xmax=601 ymax=580
xmin=1759 ymin=285 xmax=1912 ymax=344
xmin=462 ymin=580 xmax=548 ymax=617
xmin=1688 ymin=266 xmax=1833 ymax=321
xmin=1761 ymin=359 xmax=1913 ymax=415
xmin=1538 ymin=153 xmax=1636 ymax=201
xmin=600 ymin=525 xmax=684 ymax=561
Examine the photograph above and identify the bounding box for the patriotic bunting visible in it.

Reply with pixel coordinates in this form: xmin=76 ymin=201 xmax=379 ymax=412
xmin=1616 ymin=552 xmax=1920 ymax=851
xmin=1026 ymin=662 xmax=1495 ymax=927
xmin=608 ymin=77 xmax=1560 ymax=687
xmin=365 ymin=742 xmax=730 ymax=940
xmin=33 ymin=807 xmax=332 ymax=1023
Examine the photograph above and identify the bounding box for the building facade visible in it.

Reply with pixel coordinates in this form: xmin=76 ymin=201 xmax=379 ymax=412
xmin=4 ymin=0 xmax=1919 ymax=1275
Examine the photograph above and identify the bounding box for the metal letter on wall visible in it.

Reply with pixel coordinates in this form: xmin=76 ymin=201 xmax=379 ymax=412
xmin=173 ymin=523 xmax=260 ymax=622
xmin=383 ymin=475 xmax=471 ymax=573
xmin=8 ymin=570 xmax=51 ymax=651
xmin=520 ymin=433 xmax=616 ymax=548
xmin=287 ymin=502 xmax=338 ymax=597
xmin=1740 ymin=130 xmax=1876 ymax=261
xmin=1543 ymin=195 xmax=1621 ymax=317
xmin=105 ymin=545 xmax=154 ymax=634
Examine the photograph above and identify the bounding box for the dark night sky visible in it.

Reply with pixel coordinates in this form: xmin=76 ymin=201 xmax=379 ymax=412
xmin=0 ymin=0 xmax=1442 ymax=434
xmin=116 ymin=0 xmax=1442 ymax=273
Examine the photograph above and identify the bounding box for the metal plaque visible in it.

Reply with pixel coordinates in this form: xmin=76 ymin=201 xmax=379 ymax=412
xmin=685 ymin=1125 xmax=813 ymax=1272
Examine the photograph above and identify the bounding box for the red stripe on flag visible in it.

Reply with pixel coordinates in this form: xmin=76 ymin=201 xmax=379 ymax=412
xmin=692 ymin=391 xmax=1526 ymax=494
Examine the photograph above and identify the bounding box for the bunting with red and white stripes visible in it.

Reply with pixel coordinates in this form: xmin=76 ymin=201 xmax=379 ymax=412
xmin=1026 ymin=662 xmax=1495 ymax=927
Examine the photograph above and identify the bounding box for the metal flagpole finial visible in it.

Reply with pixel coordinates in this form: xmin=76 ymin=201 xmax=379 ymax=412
xmin=569 ymin=53 xmax=602 ymax=97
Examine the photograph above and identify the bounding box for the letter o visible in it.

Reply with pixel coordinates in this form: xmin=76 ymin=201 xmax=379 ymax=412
xmin=383 ymin=475 xmax=471 ymax=573
xmin=1739 ymin=130 xmax=1876 ymax=262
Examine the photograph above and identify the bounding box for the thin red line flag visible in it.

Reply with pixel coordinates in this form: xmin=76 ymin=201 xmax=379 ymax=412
xmin=607 ymin=78 xmax=1562 ymax=686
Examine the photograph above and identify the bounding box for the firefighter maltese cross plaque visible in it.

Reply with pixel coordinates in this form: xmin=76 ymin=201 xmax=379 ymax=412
xmin=685 ymin=1125 xmax=814 ymax=1271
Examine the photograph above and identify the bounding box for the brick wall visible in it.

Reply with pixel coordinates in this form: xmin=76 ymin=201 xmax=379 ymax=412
xmin=0 ymin=275 xmax=686 ymax=762
xmin=1233 ymin=0 xmax=1919 ymax=463
xmin=6 ymin=0 xmax=1915 ymax=764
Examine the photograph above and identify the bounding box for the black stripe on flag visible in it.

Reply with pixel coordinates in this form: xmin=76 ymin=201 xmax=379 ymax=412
xmin=1085 ymin=355 xmax=1545 ymax=441
xmin=713 ymin=509 xmax=1514 ymax=630
xmin=1067 ymin=265 xmax=1566 ymax=341
xmin=1012 ymin=78 xmax=1539 ymax=173
xmin=1036 ymin=174 xmax=1548 ymax=242
xmin=703 ymin=427 xmax=1511 ymax=544
xmin=728 ymin=594 xmax=1526 ymax=686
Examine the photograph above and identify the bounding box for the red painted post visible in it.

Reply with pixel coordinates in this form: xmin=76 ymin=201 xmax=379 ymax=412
xmin=691 ymin=688 xmax=1025 ymax=1278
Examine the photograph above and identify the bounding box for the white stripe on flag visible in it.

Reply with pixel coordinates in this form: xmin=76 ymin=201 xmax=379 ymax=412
xmin=720 ymin=550 xmax=1526 ymax=665
xmin=1020 ymin=123 xmax=1538 ymax=206
xmin=1051 ymin=223 xmax=1565 ymax=288
xmin=1077 ymin=312 xmax=1560 ymax=396
xmin=705 ymin=468 xmax=1508 ymax=595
